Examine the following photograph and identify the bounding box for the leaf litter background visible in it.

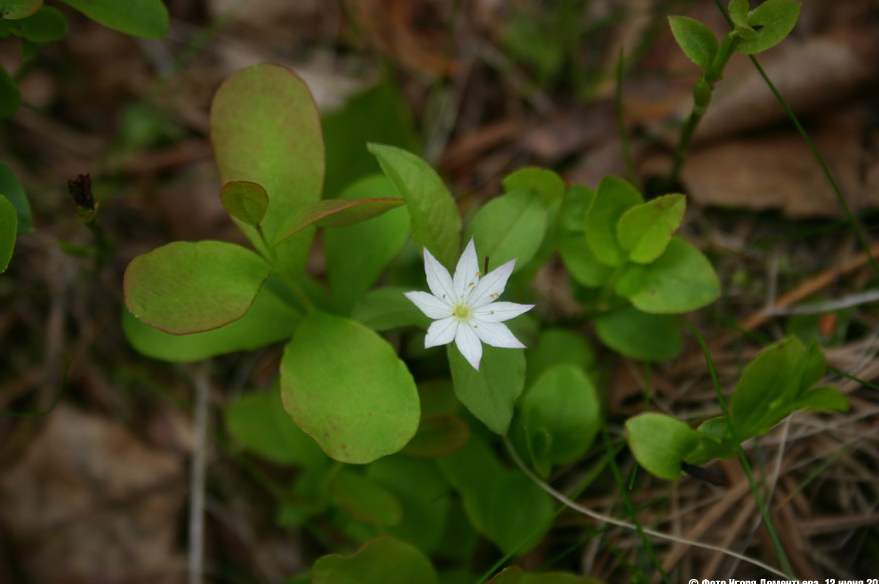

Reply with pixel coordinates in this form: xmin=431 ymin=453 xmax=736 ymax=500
xmin=1 ymin=0 xmax=878 ymax=582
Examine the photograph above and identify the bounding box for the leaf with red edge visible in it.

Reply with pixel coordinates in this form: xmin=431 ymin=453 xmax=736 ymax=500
xmin=273 ymin=197 xmax=406 ymax=245
xmin=124 ymin=241 xmax=270 ymax=335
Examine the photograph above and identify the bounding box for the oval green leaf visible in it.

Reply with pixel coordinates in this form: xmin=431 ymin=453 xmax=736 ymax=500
xmin=486 ymin=471 xmax=554 ymax=555
xmin=0 ymin=193 xmax=16 ymax=272
xmin=312 ymin=536 xmax=439 ymax=584
xmin=625 ymin=412 xmax=699 ymax=480
xmin=736 ymin=0 xmax=800 ymax=55
xmin=280 ymin=311 xmax=419 ymax=464
xmin=332 ymin=469 xmax=404 ymax=527
xmin=2 ymin=5 xmax=66 ymax=42
xmin=502 ymin=167 xmax=566 ymax=206
xmin=325 ymin=175 xmax=411 ymax=313
xmin=220 ymin=181 xmax=268 ymax=227
xmin=368 ymin=143 xmax=461 ymax=270
xmin=124 ymin=241 xmax=270 ymax=334
xmin=58 ymin=0 xmax=168 ymax=38
xmin=594 ymin=307 xmax=682 ymax=361
xmin=668 ymin=15 xmax=718 ymax=70
xmin=585 ymin=176 xmax=643 ymax=267
xmin=211 ymin=64 xmax=324 ymax=279
xmin=614 ymin=237 xmax=720 ymax=313
xmin=467 ymin=189 xmax=548 ymax=272
xmin=448 ymin=344 xmax=526 ymax=435
xmin=122 ymin=277 xmax=299 ymax=362
xmin=616 ymin=193 xmax=686 ymax=264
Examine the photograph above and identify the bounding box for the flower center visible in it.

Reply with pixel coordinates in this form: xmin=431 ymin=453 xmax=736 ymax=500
xmin=451 ymin=302 xmax=472 ymax=322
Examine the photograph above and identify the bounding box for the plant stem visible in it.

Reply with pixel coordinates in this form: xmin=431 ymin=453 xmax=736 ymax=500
xmin=668 ymin=33 xmax=740 ymax=186
xmin=256 ymin=226 xmax=315 ymax=313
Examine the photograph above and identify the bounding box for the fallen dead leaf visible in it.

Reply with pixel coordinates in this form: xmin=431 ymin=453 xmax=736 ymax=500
xmin=0 ymin=405 xmax=187 ymax=584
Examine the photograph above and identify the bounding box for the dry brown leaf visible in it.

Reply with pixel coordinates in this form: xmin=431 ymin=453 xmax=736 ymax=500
xmin=0 ymin=405 xmax=187 ymax=584
xmin=681 ymin=107 xmax=879 ymax=218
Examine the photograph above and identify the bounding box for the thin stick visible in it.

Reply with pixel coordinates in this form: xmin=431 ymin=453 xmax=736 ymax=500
xmin=503 ymin=438 xmax=793 ymax=580
xmin=189 ymin=364 xmax=210 ymax=584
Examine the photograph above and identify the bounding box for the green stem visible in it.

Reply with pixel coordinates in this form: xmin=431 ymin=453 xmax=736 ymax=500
xmin=256 ymin=226 xmax=315 ymax=313
xmin=668 ymin=33 xmax=740 ymax=186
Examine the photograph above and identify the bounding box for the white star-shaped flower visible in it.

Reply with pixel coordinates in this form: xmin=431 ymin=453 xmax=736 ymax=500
xmin=405 ymin=239 xmax=535 ymax=371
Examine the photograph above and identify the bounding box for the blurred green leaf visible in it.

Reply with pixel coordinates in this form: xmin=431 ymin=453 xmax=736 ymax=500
xmin=351 ymin=286 xmax=430 ymax=332
xmin=332 ymin=469 xmax=404 ymax=527
xmin=0 ymin=0 xmax=41 ymax=19
xmin=735 ymin=0 xmax=800 ymax=55
xmin=312 ymin=536 xmax=438 ymax=584
xmin=401 ymin=414 xmax=470 ymax=458
xmin=58 ymin=0 xmax=168 ymax=38
xmin=525 ymin=328 xmax=594 ymax=387
xmin=0 ymin=66 xmax=20 ymax=118
xmin=0 ymin=163 xmax=31 ymax=233
xmin=0 ymin=193 xmax=16 ymax=272
xmin=616 ymin=194 xmax=686 ymax=264
xmin=502 ymin=167 xmax=566 ymax=206
xmin=436 ymin=435 xmax=505 ymax=536
xmin=626 ymin=412 xmax=699 ymax=480
xmin=595 ymin=307 xmax=682 ymax=361
xmin=0 ymin=5 xmax=65 ymax=41
xmin=486 ymin=471 xmax=554 ymax=555
xmin=323 ymin=82 xmax=417 ymax=199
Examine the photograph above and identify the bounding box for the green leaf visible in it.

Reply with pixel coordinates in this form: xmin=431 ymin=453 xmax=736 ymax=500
xmin=792 ymin=385 xmax=849 ymax=413
xmin=518 ymin=364 xmax=600 ymax=470
xmin=436 ymin=435 xmax=505 ymax=536
xmin=220 ymin=181 xmax=268 ymax=227
xmin=488 ymin=567 xmax=523 ymax=584
xmin=332 ymin=469 xmax=404 ymax=527
xmin=728 ymin=0 xmax=750 ymax=28
xmin=401 ymin=414 xmax=470 ymax=458
xmin=124 ymin=241 xmax=270 ymax=334
xmin=225 ymin=388 xmax=325 ymax=468
xmin=467 ymin=190 xmax=548 ymax=272
xmin=57 ymin=0 xmax=167 ymax=38
xmin=585 ymin=176 xmax=643 ymax=266
xmin=486 ymin=472 xmax=554 ymax=555
xmin=0 ymin=0 xmax=41 ymax=19
xmin=625 ymin=412 xmax=699 ymax=480
xmin=614 ymin=237 xmax=720 ymax=313
xmin=668 ymin=16 xmax=718 ymax=70
xmin=0 ymin=164 xmax=31 ymax=233
xmin=368 ymin=143 xmax=461 ymax=270
xmin=351 ymin=286 xmax=430 ymax=332
xmin=367 ymin=457 xmax=452 ymax=553
xmin=448 ymin=344 xmax=526 ymax=435
xmin=502 ymin=167 xmax=566 ymax=206
xmin=616 ymin=194 xmax=686 ymax=264
xmin=558 ymin=234 xmax=614 ymax=288
xmin=735 ymin=0 xmax=800 ymax=55
xmin=211 ymin=64 xmax=324 ymax=281
xmin=322 ymin=81 xmax=417 ymax=199
xmin=280 ymin=311 xmax=419 ymax=464
xmin=324 ymin=175 xmax=410 ymax=313
xmin=0 ymin=193 xmax=16 ymax=272
xmin=274 ymin=196 xmax=406 ymax=245
xmin=312 ymin=536 xmax=439 ymax=584
xmin=122 ymin=277 xmax=299 ymax=362
xmin=594 ymin=307 xmax=682 ymax=361
xmin=0 ymin=65 xmax=20 ymax=118
xmin=0 ymin=5 xmax=65 ymax=41
xmin=525 ymin=328 xmax=595 ymax=387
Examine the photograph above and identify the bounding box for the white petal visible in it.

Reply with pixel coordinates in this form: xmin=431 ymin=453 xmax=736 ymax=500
xmin=453 ymin=239 xmax=480 ymax=300
xmin=455 ymin=322 xmax=483 ymax=370
xmin=473 ymin=301 xmax=535 ymax=322
xmin=471 ymin=320 xmax=525 ymax=349
xmin=423 ymin=247 xmax=456 ymax=302
xmin=470 ymin=259 xmax=516 ymax=308
xmin=404 ymin=291 xmax=452 ymax=319
xmin=425 ymin=317 xmax=458 ymax=348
